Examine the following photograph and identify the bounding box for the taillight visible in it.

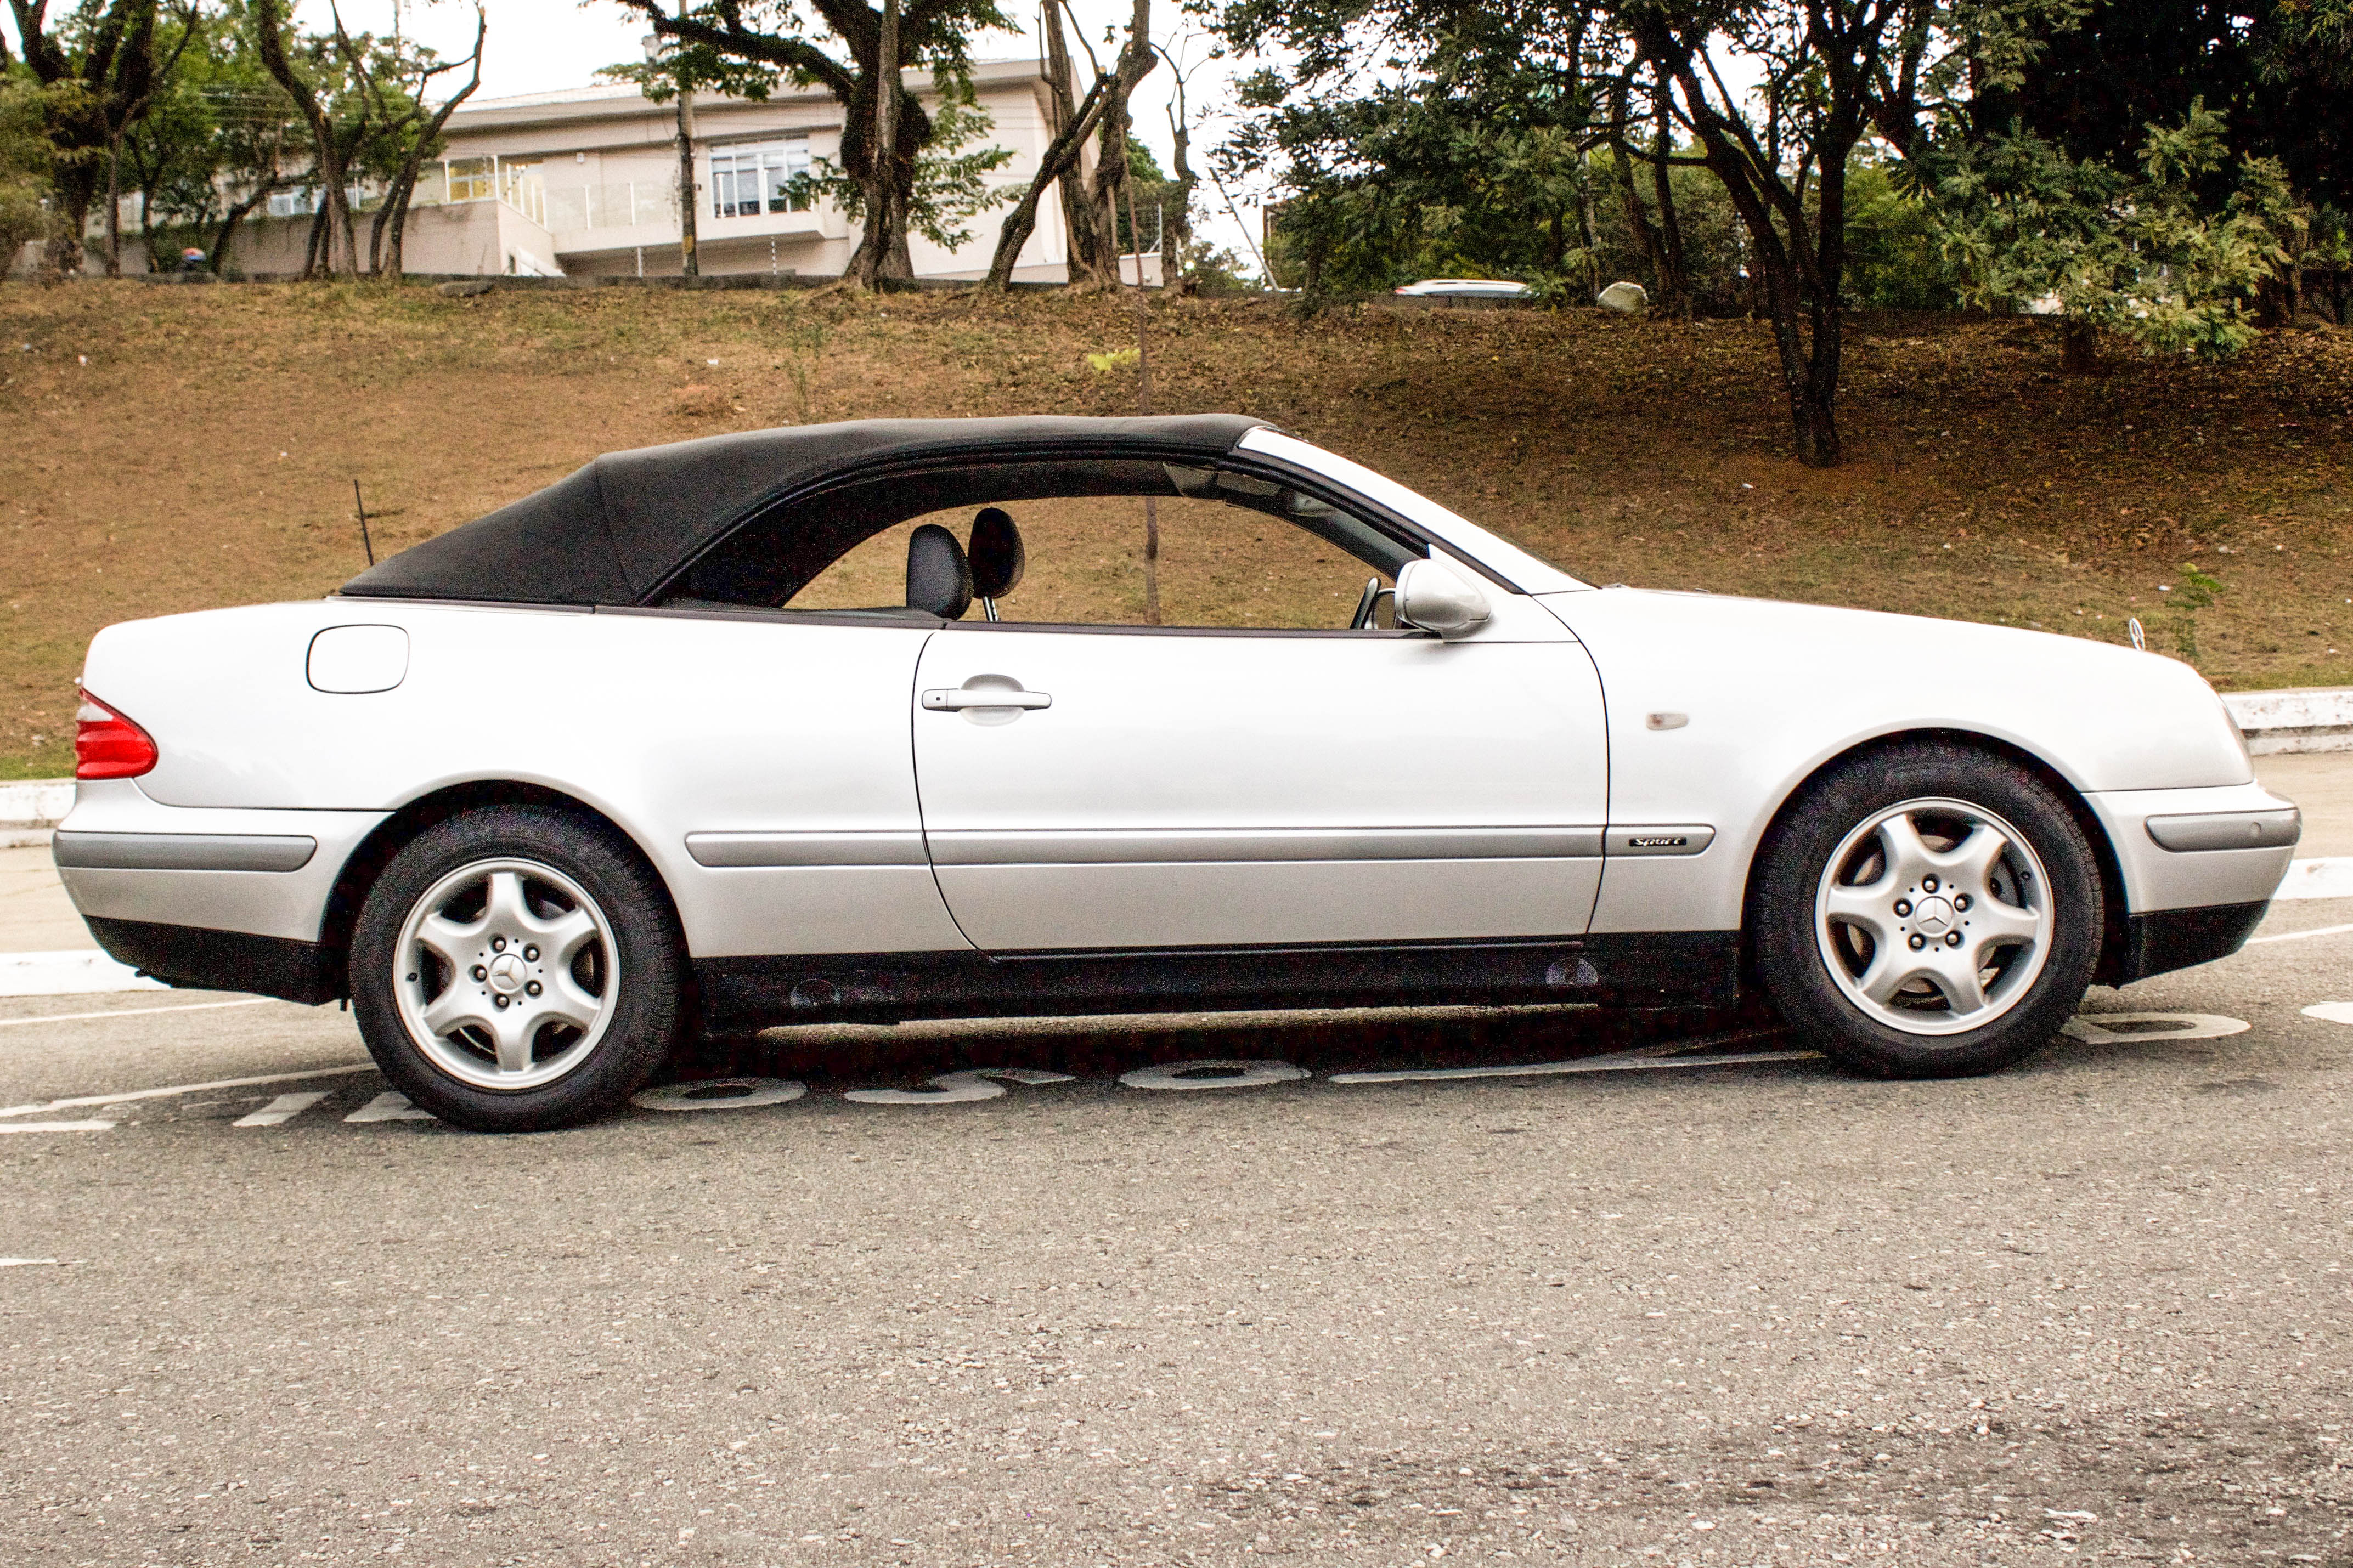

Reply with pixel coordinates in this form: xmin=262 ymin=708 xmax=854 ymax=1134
xmin=74 ymin=690 xmax=158 ymax=780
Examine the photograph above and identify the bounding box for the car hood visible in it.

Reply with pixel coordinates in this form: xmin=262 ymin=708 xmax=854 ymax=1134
xmin=1538 ymin=586 xmax=2250 ymax=794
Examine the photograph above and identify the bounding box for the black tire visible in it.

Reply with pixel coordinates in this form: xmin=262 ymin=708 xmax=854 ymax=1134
xmin=1751 ymin=740 xmax=2103 ymax=1079
xmin=350 ymin=806 xmax=686 ymax=1131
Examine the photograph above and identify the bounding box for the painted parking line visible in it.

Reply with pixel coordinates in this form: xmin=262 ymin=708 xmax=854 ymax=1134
xmin=2247 ymin=922 xmax=2353 ymax=946
xmin=0 ymin=1258 xmax=60 ymax=1267
xmin=233 ymin=1091 xmax=328 ymax=1128
xmin=0 ymin=1120 xmax=115 ymax=1134
xmin=0 ymin=998 xmax=274 ymax=1029
xmin=345 ymin=1091 xmax=434 ymax=1123
xmin=2303 ymin=1003 xmax=2353 ymax=1025
xmin=0 ymin=1062 xmax=376 ymax=1122
xmin=2061 ymin=1013 xmax=2250 ymax=1044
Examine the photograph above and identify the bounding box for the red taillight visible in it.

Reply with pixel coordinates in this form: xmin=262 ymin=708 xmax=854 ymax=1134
xmin=74 ymin=690 xmax=157 ymax=780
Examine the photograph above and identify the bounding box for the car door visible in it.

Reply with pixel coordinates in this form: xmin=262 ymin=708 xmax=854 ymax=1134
xmin=910 ymin=593 xmax=1610 ymax=952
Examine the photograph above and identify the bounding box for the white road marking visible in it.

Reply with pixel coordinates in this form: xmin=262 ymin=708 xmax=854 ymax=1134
xmin=0 ymin=997 xmax=274 ymax=1029
xmin=233 ymin=1091 xmax=329 ymax=1128
xmin=1119 ymin=1060 xmax=1311 ymax=1091
xmin=631 ymin=1078 xmax=808 ymax=1112
xmin=0 ymin=948 xmax=164 ymax=997
xmin=0 ymin=1063 xmax=375 ymax=1121
xmin=0 ymin=1121 xmax=115 ymax=1134
xmin=845 ymin=1067 xmax=1075 ymax=1105
xmin=0 ymin=1258 xmax=61 ymax=1266
xmin=2061 ymin=1012 xmax=2250 ymax=1045
xmin=346 ymin=1091 xmax=435 ymax=1123
xmin=2300 ymin=1002 xmax=2353 ymax=1026
xmin=2272 ymin=857 xmax=2353 ymax=901
xmin=2247 ymin=922 xmax=2353 ymax=946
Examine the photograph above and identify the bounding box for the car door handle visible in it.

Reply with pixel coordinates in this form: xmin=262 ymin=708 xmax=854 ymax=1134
xmin=922 ymin=687 xmax=1052 ymax=711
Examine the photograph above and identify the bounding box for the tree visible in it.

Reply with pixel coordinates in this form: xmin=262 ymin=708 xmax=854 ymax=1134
xmin=610 ymin=0 xmax=1014 ymax=287
xmin=1210 ymin=0 xmax=1606 ymax=295
xmin=118 ymin=0 xmax=300 ymax=272
xmin=0 ymin=66 xmax=59 ymax=267
xmin=1996 ymin=0 xmax=2353 ymax=322
xmin=8 ymin=0 xmax=174 ymax=278
xmin=1927 ymin=103 xmax=2296 ymax=371
xmin=249 ymin=0 xmax=483 ymax=279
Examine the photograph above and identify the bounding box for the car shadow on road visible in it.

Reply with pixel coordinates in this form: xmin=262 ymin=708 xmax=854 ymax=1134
xmin=664 ymin=998 xmax=1794 ymax=1096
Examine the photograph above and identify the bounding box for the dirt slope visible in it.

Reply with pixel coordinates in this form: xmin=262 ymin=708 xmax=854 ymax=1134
xmin=2 ymin=281 xmax=2348 ymax=778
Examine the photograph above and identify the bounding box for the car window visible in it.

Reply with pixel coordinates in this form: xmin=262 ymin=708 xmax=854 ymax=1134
xmin=785 ymin=493 xmax=1400 ymax=630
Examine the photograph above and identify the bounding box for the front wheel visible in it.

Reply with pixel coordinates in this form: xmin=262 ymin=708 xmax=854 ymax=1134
xmin=1752 ymin=741 xmax=2104 ymax=1078
xmin=350 ymin=806 xmax=686 ymax=1130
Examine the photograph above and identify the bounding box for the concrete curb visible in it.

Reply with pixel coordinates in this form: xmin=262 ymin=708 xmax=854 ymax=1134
xmin=2223 ymin=688 xmax=2353 ymax=755
xmin=1 ymin=780 xmax=72 ymax=847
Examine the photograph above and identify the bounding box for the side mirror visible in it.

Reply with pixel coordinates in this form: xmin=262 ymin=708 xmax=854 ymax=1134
xmin=1394 ymin=557 xmax=1492 ymax=638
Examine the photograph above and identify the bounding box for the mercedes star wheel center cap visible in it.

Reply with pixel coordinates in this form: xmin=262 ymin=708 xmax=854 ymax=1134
xmin=1912 ymin=895 xmax=1956 ymax=936
xmin=487 ymin=952 xmax=530 ymax=995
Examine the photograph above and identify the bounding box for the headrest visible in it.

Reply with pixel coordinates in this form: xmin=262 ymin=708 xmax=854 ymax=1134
xmin=905 ymin=523 xmax=974 ymax=619
xmin=969 ymin=507 xmax=1025 ymax=600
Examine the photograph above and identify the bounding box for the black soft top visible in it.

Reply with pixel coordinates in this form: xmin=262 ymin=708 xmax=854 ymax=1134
xmin=340 ymin=413 xmax=1271 ymax=606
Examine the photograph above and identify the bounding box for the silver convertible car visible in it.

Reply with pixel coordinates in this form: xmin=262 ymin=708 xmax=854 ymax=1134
xmin=57 ymin=415 xmax=2298 ymax=1129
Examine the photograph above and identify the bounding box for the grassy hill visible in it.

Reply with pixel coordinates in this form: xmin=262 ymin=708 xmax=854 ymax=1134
xmin=3 ymin=280 xmax=2350 ymax=779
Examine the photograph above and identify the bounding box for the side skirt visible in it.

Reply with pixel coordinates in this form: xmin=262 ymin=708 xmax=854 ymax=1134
xmin=694 ymin=931 xmax=1743 ymax=1029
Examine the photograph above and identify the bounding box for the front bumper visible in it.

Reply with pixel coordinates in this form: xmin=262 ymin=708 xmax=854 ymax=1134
xmin=2084 ymin=782 xmax=2299 ymax=914
xmin=2085 ymin=780 xmax=2299 ymax=984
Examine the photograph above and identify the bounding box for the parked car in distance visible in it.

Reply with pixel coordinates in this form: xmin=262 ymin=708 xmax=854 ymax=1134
xmin=1392 ymin=278 xmax=1533 ymax=298
xmin=57 ymin=415 xmax=2298 ymax=1130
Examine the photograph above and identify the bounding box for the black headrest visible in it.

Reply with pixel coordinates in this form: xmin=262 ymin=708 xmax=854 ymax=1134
xmin=969 ymin=507 xmax=1025 ymax=600
xmin=906 ymin=523 xmax=973 ymax=619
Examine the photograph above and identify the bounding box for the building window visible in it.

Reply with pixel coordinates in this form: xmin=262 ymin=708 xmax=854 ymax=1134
xmin=445 ymin=157 xmax=497 ymax=203
xmin=710 ymin=136 xmax=810 ymax=218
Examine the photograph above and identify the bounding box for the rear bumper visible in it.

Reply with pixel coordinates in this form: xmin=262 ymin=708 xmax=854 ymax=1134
xmin=85 ymin=916 xmax=342 ymax=1005
xmin=52 ymin=779 xmax=385 ymax=943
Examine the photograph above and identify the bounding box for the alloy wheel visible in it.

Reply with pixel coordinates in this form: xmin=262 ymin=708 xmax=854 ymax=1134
xmin=1813 ymin=796 xmax=2053 ymax=1037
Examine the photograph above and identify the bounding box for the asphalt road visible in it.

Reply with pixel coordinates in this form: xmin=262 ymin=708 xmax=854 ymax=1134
xmin=3 ymin=903 xmax=2350 ymax=1567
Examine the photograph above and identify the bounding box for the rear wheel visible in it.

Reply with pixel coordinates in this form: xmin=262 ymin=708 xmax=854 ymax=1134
xmin=351 ymin=806 xmax=684 ymax=1130
xmin=1753 ymin=741 xmax=2102 ymax=1078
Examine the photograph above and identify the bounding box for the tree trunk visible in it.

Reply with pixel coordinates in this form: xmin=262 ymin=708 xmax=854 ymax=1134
xmin=1605 ymin=76 xmax=1687 ymax=315
xmin=986 ymin=70 xmax=1114 ymax=288
xmin=855 ymin=0 xmax=904 ymax=290
xmin=1163 ymin=95 xmax=1195 ymax=292
xmin=2061 ymin=318 xmax=2101 ymax=375
xmin=1078 ymin=0 xmax=1153 ymax=288
xmin=1042 ymin=1 xmax=1094 ymax=284
xmin=302 ymin=198 xmax=328 ymax=278
xmin=104 ymin=137 xmax=124 ymax=276
xmin=210 ymin=185 xmax=274 ymax=274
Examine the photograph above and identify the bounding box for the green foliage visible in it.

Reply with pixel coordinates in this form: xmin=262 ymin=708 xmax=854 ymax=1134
xmin=1927 ymin=101 xmax=2297 ymax=359
xmin=2174 ymin=562 xmax=2225 ymax=610
xmin=0 ymin=69 xmax=61 ymax=263
xmin=121 ymin=2 xmax=300 ymax=269
xmin=1212 ymin=2 xmax=1605 ymax=294
xmin=1841 ymin=156 xmax=1965 ymax=310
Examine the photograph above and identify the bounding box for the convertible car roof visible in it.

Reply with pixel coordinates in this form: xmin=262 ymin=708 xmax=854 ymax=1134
xmin=340 ymin=414 xmax=1272 ymax=606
